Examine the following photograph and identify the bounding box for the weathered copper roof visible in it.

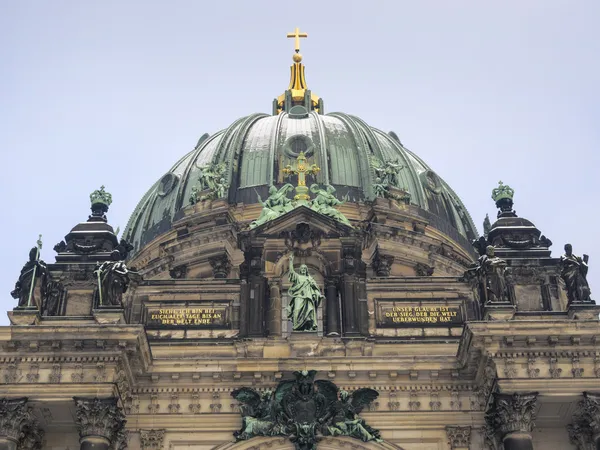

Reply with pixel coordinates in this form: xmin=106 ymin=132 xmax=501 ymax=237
xmin=123 ymin=111 xmax=477 ymax=253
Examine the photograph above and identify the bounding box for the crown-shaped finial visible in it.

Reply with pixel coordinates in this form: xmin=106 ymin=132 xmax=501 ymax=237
xmin=491 ymin=181 xmax=514 ymax=203
xmin=89 ymin=186 xmax=112 ymax=220
xmin=90 ymin=185 xmax=113 ymax=207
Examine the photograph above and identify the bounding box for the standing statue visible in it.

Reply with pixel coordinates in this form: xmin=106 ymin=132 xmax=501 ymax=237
xmin=309 ymin=184 xmax=352 ymax=226
xmin=94 ymin=261 xmax=133 ymax=307
xmin=287 ymin=254 xmax=324 ymax=332
xmin=477 ymin=245 xmax=509 ymax=303
xmin=250 ymin=184 xmax=295 ymax=229
xmin=43 ymin=279 xmax=64 ymax=316
xmin=384 ymin=159 xmax=404 ymax=187
xmin=560 ymin=244 xmax=591 ymax=303
xmin=11 ymin=247 xmax=48 ymax=308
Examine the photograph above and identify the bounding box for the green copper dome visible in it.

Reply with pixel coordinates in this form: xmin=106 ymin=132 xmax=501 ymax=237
xmin=123 ymin=111 xmax=477 ymax=252
xmin=124 ymin=107 xmax=477 ymax=250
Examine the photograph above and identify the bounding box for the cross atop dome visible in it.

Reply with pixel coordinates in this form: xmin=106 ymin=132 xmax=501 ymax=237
xmin=274 ymin=27 xmax=323 ymax=115
xmin=286 ymin=27 xmax=307 ymax=55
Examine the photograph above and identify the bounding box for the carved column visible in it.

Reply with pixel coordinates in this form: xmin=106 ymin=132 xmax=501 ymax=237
xmin=568 ymin=392 xmax=600 ymax=450
xmin=325 ymin=277 xmax=340 ymax=336
xmin=485 ymin=392 xmax=538 ymax=450
xmin=446 ymin=425 xmax=471 ymax=450
xmin=0 ymin=398 xmax=44 ymax=450
xmin=340 ymin=249 xmax=361 ymax=335
xmin=268 ymin=278 xmax=282 ymax=337
xmin=74 ymin=397 xmax=126 ymax=450
xmin=139 ymin=429 xmax=165 ymax=450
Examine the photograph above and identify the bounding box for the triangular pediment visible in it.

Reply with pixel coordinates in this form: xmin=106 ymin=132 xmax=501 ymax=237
xmin=247 ymin=205 xmax=355 ymax=237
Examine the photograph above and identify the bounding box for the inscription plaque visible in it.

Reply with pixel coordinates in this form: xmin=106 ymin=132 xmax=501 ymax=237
xmin=145 ymin=306 xmax=230 ymax=329
xmin=376 ymin=301 xmax=463 ymax=327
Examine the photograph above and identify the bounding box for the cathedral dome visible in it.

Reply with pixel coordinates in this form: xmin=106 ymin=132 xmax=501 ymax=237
xmin=123 ymin=37 xmax=478 ymax=255
xmin=123 ymin=110 xmax=477 ymax=253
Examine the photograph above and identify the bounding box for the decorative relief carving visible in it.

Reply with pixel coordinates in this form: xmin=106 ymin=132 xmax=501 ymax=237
xmin=446 ymin=425 xmax=472 ymax=449
xmin=0 ymin=398 xmax=44 ymax=449
xmin=572 ymin=356 xmax=584 ymax=378
xmin=168 ymin=394 xmax=180 ymax=414
xmin=94 ymin=363 xmax=107 ymax=382
xmin=415 ymin=262 xmax=434 ymax=277
xmin=568 ymin=392 xmax=600 ymax=450
xmin=485 ymin=392 xmax=538 ymax=444
xmin=4 ymin=362 xmax=18 ymax=383
xmin=74 ymin=397 xmax=126 ymax=445
xmin=429 ymin=392 xmax=441 ymax=411
xmin=503 ymin=358 xmax=517 ymax=379
xmin=126 ymin=395 xmax=140 ymax=415
xmin=372 ymin=252 xmax=394 ymax=277
xmin=549 ymin=356 xmax=562 ymax=378
xmin=567 ymin=422 xmax=594 ymax=450
xmin=409 ymin=391 xmax=421 ymax=411
xmin=49 ymin=364 xmax=61 ymax=383
xmin=450 ymin=390 xmax=462 ymax=411
xmin=527 ymin=357 xmax=540 ymax=378
xmin=26 ymin=363 xmax=39 ymax=383
xmin=148 ymin=394 xmax=160 ymax=414
xmin=140 ymin=429 xmax=165 ymax=450
xmin=71 ymin=363 xmax=84 ymax=382
xmin=388 ymin=390 xmax=400 ymax=411
xmin=189 ymin=393 xmax=201 ymax=414
xmin=210 ymin=392 xmax=222 ymax=413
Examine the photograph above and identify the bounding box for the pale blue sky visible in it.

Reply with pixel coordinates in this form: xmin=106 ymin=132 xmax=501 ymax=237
xmin=1 ymin=1 xmax=598 ymax=324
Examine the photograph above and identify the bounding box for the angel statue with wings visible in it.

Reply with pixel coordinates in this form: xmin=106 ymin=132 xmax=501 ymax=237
xmin=231 ymin=388 xmax=281 ymax=440
xmin=326 ymin=389 xmax=382 ymax=442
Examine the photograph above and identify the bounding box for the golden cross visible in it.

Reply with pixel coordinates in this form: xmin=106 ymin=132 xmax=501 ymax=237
xmin=283 ymin=152 xmax=320 ymax=201
xmin=286 ymin=27 xmax=308 ymax=53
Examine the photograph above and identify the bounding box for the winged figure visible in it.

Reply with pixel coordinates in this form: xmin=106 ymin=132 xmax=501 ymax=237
xmin=231 ymin=387 xmax=280 ymax=440
xmin=327 ymin=388 xmax=382 ymax=442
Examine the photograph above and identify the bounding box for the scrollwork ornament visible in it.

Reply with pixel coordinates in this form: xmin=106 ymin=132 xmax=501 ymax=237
xmin=486 ymin=392 xmax=538 ymax=439
xmin=139 ymin=429 xmax=165 ymax=450
xmin=73 ymin=397 xmax=126 ymax=444
xmin=445 ymin=425 xmax=472 ymax=449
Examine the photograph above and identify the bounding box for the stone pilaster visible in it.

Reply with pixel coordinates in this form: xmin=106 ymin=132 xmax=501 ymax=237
xmin=268 ymin=278 xmax=282 ymax=337
xmin=446 ymin=425 xmax=471 ymax=449
xmin=325 ymin=276 xmax=340 ymax=336
xmin=485 ymin=392 xmax=538 ymax=450
xmin=139 ymin=429 xmax=165 ymax=450
xmin=568 ymin=392 xmax=600 ymax=450
xmin=0 ymin=398 xmax=44 ymax=450
xmin=74 ymin=397 xmax=126 ymax=450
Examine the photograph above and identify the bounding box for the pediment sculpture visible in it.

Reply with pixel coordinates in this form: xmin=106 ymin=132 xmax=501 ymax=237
xmin=231 ymin=370 xmax=381 ymax=450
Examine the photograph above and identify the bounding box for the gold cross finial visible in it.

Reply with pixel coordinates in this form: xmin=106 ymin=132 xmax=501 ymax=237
xmin=286 ymin=27 xmax=308 ymax=53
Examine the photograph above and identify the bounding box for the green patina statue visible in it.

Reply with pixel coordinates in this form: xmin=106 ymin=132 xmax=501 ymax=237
xmin=189 ymin=162 xmax=228 ymax=203
xmin=250 ymin=184 xmax=295 ymax=229
xmin=309 ymin=184 xmax=352 ymax=227
xmin=231 ymin=370 xmax=382 ymax=450
xmin=371 ymin=157 xmax=411 ymax=203
xmin=287 ymin=254 xmax=324 ymax=332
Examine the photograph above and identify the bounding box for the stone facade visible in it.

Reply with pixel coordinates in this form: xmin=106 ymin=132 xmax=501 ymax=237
xmin=2 ymin=41 xmax=599 ymax=450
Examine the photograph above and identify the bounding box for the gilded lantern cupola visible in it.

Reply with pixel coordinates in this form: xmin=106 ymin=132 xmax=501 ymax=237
xmin=273 ymin=27 xmax=323 ymax=115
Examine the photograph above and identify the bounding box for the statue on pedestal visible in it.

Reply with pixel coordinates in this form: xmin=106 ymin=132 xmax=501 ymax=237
xmin=560 ymin=244 xmax=591 ymax=303
xmin=11 ymin=238 xmax=48 ymax=309
xmin=94 ymin=261 xmax=133 ymax=307
xmin=477 ymin=245 xmax=509 ymax=303
xmin=287 ymin=254 xmax=324 ymax=331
